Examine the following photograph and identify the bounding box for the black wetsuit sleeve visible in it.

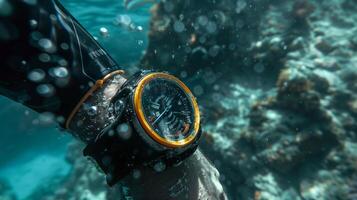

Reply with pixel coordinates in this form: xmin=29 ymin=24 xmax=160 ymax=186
xmin=0 ymin=0 xmax=121 ymax=121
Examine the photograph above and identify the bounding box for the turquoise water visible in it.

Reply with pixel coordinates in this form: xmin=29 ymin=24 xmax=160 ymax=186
xmin=1 ymin=0 xmax=357 ymax=199
xmin=0 ymin=1 xmax=151 ymax=199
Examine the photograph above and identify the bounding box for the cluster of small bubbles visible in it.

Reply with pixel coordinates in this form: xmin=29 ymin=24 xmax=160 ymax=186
xmin=38 ymin=38 xmax=56 ymax=53
xmin=38 ymin=53 xmax=51 ymax=62
xmin=49 ymin=67 xmax=69 ymax=78
xmin=208 ymin=45 xmax=220 ymax=57
xmin=28 ymin=69 xmax=45 ymax=82
xmin=38 ymin=112 xmax=55 ymax=125
xmin=116 ymin=123 xmax=132 ymax=140
xmin=29 ymin=19 xmax=38 ymax=29
xmin=193 ymin=85 xmax=204 ymax=96
xmin=236 ymin=0 xmax=247 ymax=14
xmin=253 ymin=63 xmax=265 ymax=73
xmin=36 ymin=84 xmax=55 ymax=97
xmin=132 ymin=169 xmax=141 ymax=179
xmin=153 ymin=161 xmax=166 ymax=172
xmin=137 ymin=40 xmax=144 ymax=46
xmin=99 ymin=27 xmax=109 ymax=38
xmin=173 ymin=21 xmax=185 ymax=33
xmin=0 ymin=0 xmax=13 ymax=17
xmin=60 ymin=43 xmax=69 ymax=50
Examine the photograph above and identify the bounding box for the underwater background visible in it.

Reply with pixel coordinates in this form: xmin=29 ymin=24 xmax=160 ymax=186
xmin=1 ymin=0 xmax=357 ymax=199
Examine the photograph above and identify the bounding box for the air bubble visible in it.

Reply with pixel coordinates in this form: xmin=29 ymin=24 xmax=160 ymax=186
xmin=28 ymin=69 xmax=45 ymax=82
xmin=115 ymin=15 xmax=132 ymax=26
xmin=197 ymin=16 xmax=208 ymax=26
xmin=52 ymin=67 xmax=69 ymax=78
xmin=206 ymin=22 xmax=217 ymax=34
xmin=194 ymin=85 xmax=204 ymax=96
xmin=29 ymin=19 xmax=38 ymax=29
xmin=153 ymin=162 xmax=166 ymax=172
xmin=60 ymin=43 xmax=69 ymax=50
xmin=138 ymin=40 xmax=144 ymax=46
xmin=99 ymin=27 xmax=109 ymax=38
xmin=36 ymin=84 xmax=55 ymax=97
xmin=254 ymin=63 xmax=265 ymax=73
xmin=38 ymin=112 xmax=55 ymax=125
xmin=38 ymin=53 xmax=51 ymax=62
xmin=236 ymin=0 xmax=247 ymax=14
xmin=180 ymin=71 xmax=188 ymax=78
xmin=164 ymin=1 xmax=174 ymax=12
xmin=208 ymin=45 xmax=220 ymax=57
xmin=116 ymin=123 xmax=132 ymax=140
xmin=87 ymin=106 xmax=97 ymax=116
xmin=132 ymin=169 xmax=141 ymax=179
xmin=173 ymin=21 xmax=185 ymax=33
xmin=39 ymin=38 xmax=56 ymax=53
xmin=58 ymin=59 xmax=68 ymax=66
xmin=23 ymin=0 xmax=37 ymax=5
xmin=137 ymin=26 xmax=143 ymax=31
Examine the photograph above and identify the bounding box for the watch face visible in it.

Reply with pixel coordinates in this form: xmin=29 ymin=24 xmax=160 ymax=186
xmin=134 ymin=73 xmax=200 ymax=148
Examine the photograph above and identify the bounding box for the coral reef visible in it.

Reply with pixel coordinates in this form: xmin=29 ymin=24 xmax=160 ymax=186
xmin=141 ymin=0 xmax=357 ymax=199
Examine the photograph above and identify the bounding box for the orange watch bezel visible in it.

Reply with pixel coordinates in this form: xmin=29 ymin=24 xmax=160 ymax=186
xmin=133 ymin=73 xmax=200 ymax=148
